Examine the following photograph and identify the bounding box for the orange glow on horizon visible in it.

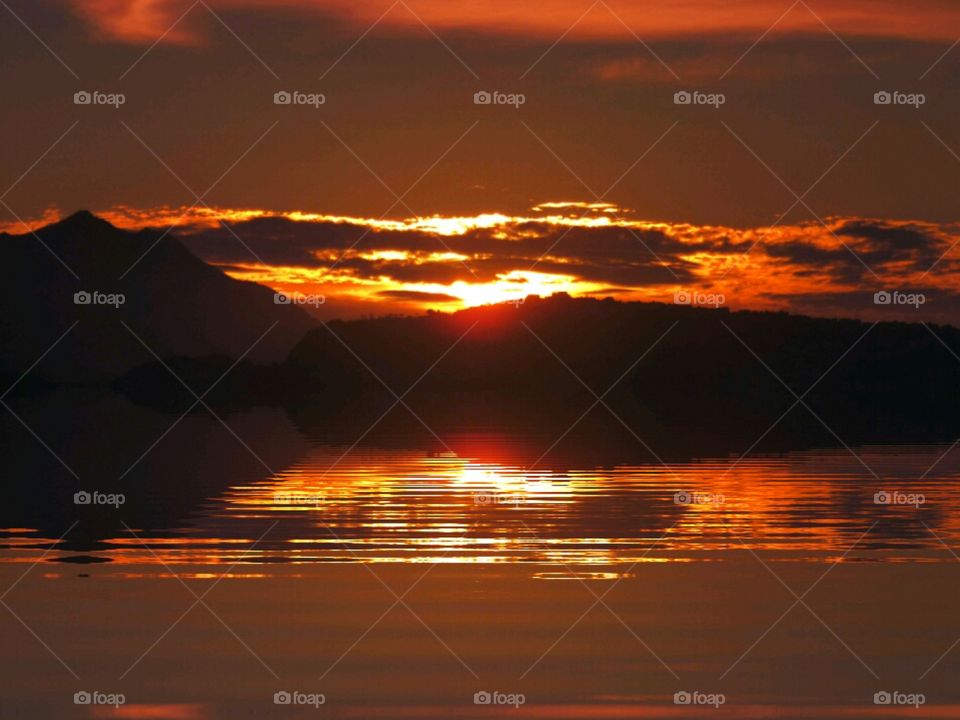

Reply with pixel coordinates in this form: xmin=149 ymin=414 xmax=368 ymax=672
xmin=5 ymin=204 xmax=959 ymax=319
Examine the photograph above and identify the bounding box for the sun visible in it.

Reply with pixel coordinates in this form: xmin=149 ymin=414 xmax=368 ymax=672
xmin=415 ymin=271 xmax=605 ymax=308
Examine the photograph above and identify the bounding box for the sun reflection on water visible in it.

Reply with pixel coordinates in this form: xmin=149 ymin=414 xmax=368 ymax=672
xmin=3 ymin=443 xmax=959 ymax=569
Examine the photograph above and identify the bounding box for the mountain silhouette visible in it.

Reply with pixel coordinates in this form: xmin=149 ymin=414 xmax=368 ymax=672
xmin=0 ymin=211 xmax=315 ymax=382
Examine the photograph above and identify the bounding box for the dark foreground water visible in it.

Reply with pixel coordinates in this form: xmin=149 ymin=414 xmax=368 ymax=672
xmin=1 ymin=393 xmax=959 ymax=718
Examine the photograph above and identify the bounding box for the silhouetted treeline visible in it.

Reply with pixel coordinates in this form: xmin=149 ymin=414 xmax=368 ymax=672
xmin=281 ymin=294 xmax=960 ymax=447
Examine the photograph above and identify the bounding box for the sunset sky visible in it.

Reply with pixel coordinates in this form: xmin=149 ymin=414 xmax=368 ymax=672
xmin=3 ymin=0 xmax=960 ymax=318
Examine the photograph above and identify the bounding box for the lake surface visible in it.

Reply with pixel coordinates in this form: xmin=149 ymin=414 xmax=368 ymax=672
xmin=2 ymin=396 xmax=959 ymax=718
xmin=3 ymin=436 xmax=959 ymax=567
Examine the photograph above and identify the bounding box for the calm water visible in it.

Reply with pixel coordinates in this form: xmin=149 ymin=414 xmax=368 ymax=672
xmin=4 ymin=398 xmax=960 ymax=719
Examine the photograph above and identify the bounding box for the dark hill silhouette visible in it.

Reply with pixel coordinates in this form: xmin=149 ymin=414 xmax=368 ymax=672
xmin=0 ymin=211 xmax=315 ymax=382
xmin=283 ymin=294 xmax=960 ymax=448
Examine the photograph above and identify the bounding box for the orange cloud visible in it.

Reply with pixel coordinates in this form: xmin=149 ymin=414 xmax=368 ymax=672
xmin=73 ymin=0 xmax=204 ymax=44
xmin=8 ymin=204 xmax=959 ymax=322
xmin=68 ymin=0 xmax=960 ymax=44
xmin=91 ymin=704 xmax=207 ymax=719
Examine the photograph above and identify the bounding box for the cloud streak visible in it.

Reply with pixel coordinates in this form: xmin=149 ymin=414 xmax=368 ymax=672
xmin=7 ymin=204 xmax=958 ymax=322
xmin=68 ymin=0 xmax=960 ymax=44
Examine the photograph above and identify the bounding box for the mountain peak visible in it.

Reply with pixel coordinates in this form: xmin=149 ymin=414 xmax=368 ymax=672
xmin=56 ymin=210 xmax=115 ymax=232
xmin=2 ymin=208 xmax=317 ymax=381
